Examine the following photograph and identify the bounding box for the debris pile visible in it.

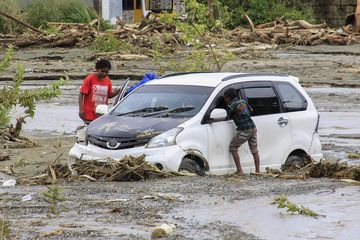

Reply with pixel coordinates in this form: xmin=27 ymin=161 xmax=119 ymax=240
xmin=18 ymin=155 xmax=187 ymax=185
xmin=265 ymin=160 xmax=360 ymax=181
xmin=111 ymin=15 xmax=182 ymax=49
xmin=0 ymin=11 xmax=183 ymax=50
xmin=308 ymin=160 xmax=360 ymax=180
xmin=233 ymin=15 xmax=360 ymax=46
xmin=14 ymin=23 xmax=96 ymax=48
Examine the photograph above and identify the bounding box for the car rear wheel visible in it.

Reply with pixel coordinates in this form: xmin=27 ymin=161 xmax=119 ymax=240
xmin=282 ymin=155 xmax=306 ymax=171
xmin=178 ymin=158 xmax=205 ymax=176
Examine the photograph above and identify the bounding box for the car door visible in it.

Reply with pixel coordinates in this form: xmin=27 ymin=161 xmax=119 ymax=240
xmin=241 ymin=81 xmax=292 ymax=168
xmin=274 ymin=81 xmax=315 ymax=152
xmin=205 ymin=84 xmax=255 ymax=174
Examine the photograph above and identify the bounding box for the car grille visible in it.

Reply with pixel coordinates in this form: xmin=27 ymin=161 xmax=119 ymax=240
xmin=87 ymin=135 xmax=150 ymax=150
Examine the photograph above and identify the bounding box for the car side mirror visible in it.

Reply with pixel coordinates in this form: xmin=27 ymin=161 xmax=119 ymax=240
xmin=210 ymin=108 xmax=227 ymax=122
xmin=95 ymin=104 xmax=109 ymax=115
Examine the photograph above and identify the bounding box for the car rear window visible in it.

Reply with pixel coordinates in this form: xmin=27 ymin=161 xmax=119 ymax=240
xmin=274 ymin=82 xmax=308 ymax=112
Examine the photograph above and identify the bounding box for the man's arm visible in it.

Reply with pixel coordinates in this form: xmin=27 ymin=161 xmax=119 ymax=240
xmin=79 ymin=92 xmax=85 ymax=119
xmin=108 ymin=88 xmax=120 ymax=98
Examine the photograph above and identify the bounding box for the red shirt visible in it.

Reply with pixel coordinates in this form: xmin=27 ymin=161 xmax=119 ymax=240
xmin=80 ymin=73 xmax=112 ymax=121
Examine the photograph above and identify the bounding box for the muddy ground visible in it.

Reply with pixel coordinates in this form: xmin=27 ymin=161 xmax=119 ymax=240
xmin=1 ymin=44 xmax=360 ymax=239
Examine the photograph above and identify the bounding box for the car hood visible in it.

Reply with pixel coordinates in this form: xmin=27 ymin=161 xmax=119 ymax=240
xmin=87 ymin=115 xmax=188 ymax=138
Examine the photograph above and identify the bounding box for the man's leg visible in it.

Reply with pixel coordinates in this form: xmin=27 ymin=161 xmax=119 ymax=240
xmin=248 ymin=128 xmax=260 ymax=173
xmin=253 ymin=152 xmax=260 ymax=173
xmin=230 ymin=131 xmax=247 ymax=175
xmin=231 ymin=150 xmax=243 ymax=175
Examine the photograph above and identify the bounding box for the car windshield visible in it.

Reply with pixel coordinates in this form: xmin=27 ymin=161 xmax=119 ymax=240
xmin=111 ymin=85 xmax=214 ymax=118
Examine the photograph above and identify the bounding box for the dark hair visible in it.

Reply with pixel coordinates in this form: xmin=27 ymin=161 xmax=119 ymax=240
xmin=95 ymin=59 xmax=111 ymax=70
xmin=224 ymin=88 xmax=237 ymax=100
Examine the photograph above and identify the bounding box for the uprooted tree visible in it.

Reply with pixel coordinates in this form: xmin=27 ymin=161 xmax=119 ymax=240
xmin=0 ymin=45 xmax=68 ymax=142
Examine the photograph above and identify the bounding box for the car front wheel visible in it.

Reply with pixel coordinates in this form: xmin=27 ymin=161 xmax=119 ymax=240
xmin=282 ymin=155 xmax=307 ymax=171
xmin=178 ymin=158 xmax=205 ymax=176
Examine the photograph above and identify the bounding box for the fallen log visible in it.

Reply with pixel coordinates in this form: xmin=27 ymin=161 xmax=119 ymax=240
xmin=42 ymin=35 xmax=78 ymax=48
xmin=138 ymin=11 xmax=152 ymax=29
xmin=309 ymin=29 xmax=326 ymax=41
xmin=0 ymin=12 xmax=46 ymax=35
xmin=326 ymin=35 xmax=348 ymax=45
xmin=255 ymin=16 xmax=285 ymax=29
xmin=286 ymin=20 xmax=327 ymax=29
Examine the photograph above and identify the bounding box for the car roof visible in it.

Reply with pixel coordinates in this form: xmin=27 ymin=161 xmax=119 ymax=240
xmin=147 ymin=72 xmax=293 ymax=87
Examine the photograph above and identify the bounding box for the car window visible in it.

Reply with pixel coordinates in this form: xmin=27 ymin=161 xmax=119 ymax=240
xmin=275 ymin=82 xmax=308 ymax=112
xmin=242 ymin=87 xmax=281 ymax=116
xmin=201 ymin=84 xmax=244 ymax=124
xmin=111 ymin=85 xmax=214 ymax=118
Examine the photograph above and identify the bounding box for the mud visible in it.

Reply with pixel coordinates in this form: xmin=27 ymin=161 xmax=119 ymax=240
xmin=1 ymin=45 xmax=360 ymax=239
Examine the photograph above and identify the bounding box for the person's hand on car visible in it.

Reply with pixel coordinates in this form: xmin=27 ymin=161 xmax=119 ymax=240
xmin=79 ymin=110 xmax=84 ymax=119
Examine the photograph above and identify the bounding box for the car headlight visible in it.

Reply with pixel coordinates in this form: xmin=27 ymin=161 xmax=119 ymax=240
xmin=75 ymin=126 xmax=88 ymax=145
xmin=146 ymin=127 xmax=183 ymax=148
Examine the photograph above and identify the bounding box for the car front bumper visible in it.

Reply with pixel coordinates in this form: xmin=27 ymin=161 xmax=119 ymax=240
xmin=68 ymin=143 xmax=186 ymax=174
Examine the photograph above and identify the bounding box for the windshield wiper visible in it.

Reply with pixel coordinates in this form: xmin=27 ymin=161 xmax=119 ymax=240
xmin=168 ymin=106 xmax=194 ymax=113
xmin=142 ymin=106 xmax=195 ymax=118
xmin=116 ymin=106 xmax=168 ymax=116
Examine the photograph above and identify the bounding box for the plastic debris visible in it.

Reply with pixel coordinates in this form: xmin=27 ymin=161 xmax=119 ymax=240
xmin=151 ymin=224 xmax=176 ymax=239
xmin=2 ymin=179 xmax=16 ymax=187
xmin=21 ymin=194 xmax=33 ymax=201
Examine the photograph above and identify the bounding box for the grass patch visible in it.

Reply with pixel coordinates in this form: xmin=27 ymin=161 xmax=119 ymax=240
xmin=25 ymin=0 xmax=109 ymax=29
xmin=0 ymin=220 xmax=11 ymax=240
xmin=91 ymin=34 xmax=139 ymax=53
xmin=0 ymin=0 xmax=24 ymax=34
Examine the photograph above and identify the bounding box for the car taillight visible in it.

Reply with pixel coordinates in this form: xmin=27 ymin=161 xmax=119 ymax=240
xmin=315 ymin=113 xmax=320 ymax=133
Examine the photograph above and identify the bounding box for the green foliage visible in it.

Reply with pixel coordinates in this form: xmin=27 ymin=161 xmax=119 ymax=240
xmin=160 ymin=0 xmax=231 ymax=44
xmin=0 ymin=44 xmax=13 ymax=73
xmin=26 ymin=0 xmax=101 ymax=28
xmin=272 ymin=193 xmax=320 ymax=218
xmin=14 ymin=158 xmax=29 ymax=167
xmin=166 ymin=49 xmax=234 ymax=72
xmin=0 ymin=45 xmax=68 ymax=129
xmin=42 ymin=186 xmax=65 ymax=216
xmin=92 ymin=34 xmax=121 ymax=52
xmin=91 ymin=34 xmax=138 ymax=53
xmin=220 ymin=0 xmax=315 ymax=28
xmin=348 ymin=153 xmax=360 ymax=159
xmin=0 ymin=220 xmax=11 ymax=240
xmin=0 ymin=0 xmax=24 ymax=34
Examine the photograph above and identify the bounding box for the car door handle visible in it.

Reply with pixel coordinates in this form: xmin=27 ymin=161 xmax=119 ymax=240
xmin=278 ymin=117 xmax=289 ymax=127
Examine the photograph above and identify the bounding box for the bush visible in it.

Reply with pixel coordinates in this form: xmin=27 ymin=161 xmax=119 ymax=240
xmin=0 ymin=45 xmax=67 ymax=133
xmin=220 ymin=0 xmax=315 ymax=28
xmin=91 ymin=34 xmax=139 ymax=53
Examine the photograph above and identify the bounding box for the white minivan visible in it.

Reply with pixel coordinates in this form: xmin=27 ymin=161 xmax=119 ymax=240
xmin=68 ymin=72 xmax=322 ymax=175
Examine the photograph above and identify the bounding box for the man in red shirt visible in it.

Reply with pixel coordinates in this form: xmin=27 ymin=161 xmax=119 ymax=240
xmin=79 ymin=59 xmax=120 ymax=124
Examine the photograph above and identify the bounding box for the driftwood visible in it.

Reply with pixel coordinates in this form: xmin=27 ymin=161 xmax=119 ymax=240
xmin=138 ymin=11 xmax=153 ymax=29
xmin=0 ymin=12 xmax=46 ymax=35
xmin=255 ymin=16 xmax=285 ymax=29
xmin=0 ymin=153 xmax=10 ymax=162
xmin=244 ymin=14 xmax=255 ymax=32
xmin=233 ymin=16 xmax=360 ymax=47
xmin=286 ymin=20 xmax=327 ymax=29
xmin=42 ymin=35 xmax=78 ymax=48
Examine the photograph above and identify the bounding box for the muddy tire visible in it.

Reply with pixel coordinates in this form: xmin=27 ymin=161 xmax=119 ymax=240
xmin=179 ymin=158 xmax=205 ymax=176
xmin=282 ymin=155 xmax=306 ymax=171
